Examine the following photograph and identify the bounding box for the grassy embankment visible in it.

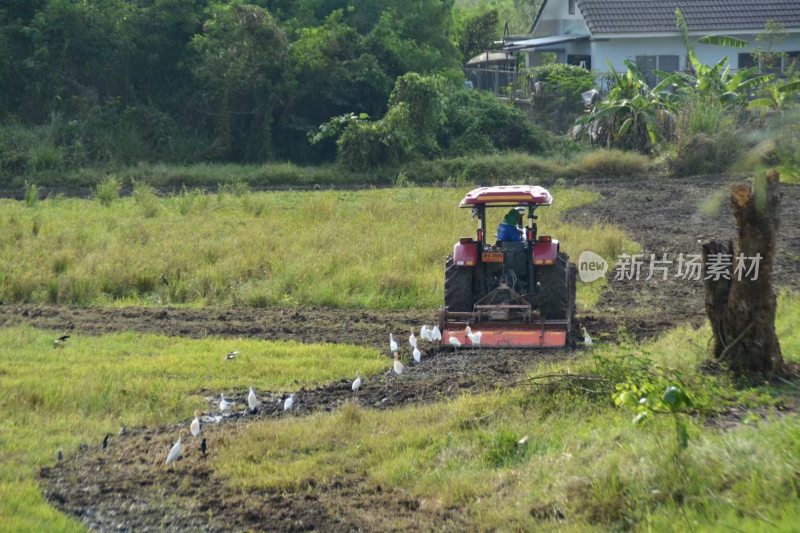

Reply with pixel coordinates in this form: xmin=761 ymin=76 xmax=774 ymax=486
xmin=1 ymin=186 xmax=636 ymax=311
xmin=218 ymin=294 xmax=800 ymax=531
xmin=0 ymin=330 xmax=384 ymax=532
xmin=3 ymin=149 xmax=649 ymax=193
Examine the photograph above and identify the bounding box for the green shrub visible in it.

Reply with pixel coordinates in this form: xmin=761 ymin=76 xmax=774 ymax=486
xmin=95 ymin=176 xmax=121 ymax=206
xmin=668 ymin=132 xmax=741 ymax=177
xmin=337 ymin=120 xmax=403 ymax=171
xmin=668 ymin=95 xmax=741 ymax=176
xmin=132 ymin=180 xmax=161 ymax=218
xmin=24 ymin=181 xmax=40 ymax=207
xmin=335 ymin=73 xmax=549 ymax=170
xmin=522 ymin=63 xmax=594 ymax=131
xmin=574 ymin=150 xmax=647 ymax=177
xmin=441 ymin=89 xmax=549 ymax=155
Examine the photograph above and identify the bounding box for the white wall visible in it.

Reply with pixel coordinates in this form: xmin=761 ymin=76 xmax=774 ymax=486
xmin=534 ymin=0 xmax=589 ymax=37
xmin=591 ymin=33 xmax=800 ymax=73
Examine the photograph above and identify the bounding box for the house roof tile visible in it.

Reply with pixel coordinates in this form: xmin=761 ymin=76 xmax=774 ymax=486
xmin=575 ymin=0 xmax=800 ymax=34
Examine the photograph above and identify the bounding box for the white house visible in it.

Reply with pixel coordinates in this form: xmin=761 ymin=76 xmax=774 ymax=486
xmin=506 ymin=0 xmax=800 ymax=83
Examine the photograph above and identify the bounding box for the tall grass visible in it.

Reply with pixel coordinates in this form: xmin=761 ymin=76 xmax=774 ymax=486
xmin=0 ymin=328 xmax=382 ymax=532
xmin=573 ymin=149 xmax=648 ymax=178
xmin=0 ymin=187 xmax=635 ymax=309
xmin=669 ymin=96 xmax=742 ymax=176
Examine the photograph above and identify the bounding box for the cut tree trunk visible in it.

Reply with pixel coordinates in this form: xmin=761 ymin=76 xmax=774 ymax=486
xmin=702 ymin=170 xmax=783 ymax=377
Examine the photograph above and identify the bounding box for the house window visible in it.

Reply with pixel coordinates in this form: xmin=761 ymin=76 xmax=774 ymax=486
xmin=739 ymin=51 xmax=800 ymax=74
xmin=568 ymin=54 xmax=591 ymax=70
xmin=636 ymin=55 xmax=679 ymax=86
xmin=738 ymin=53 xmax=757 ymax=70
xmin=568 ymin=0 xmax=576 ymax=15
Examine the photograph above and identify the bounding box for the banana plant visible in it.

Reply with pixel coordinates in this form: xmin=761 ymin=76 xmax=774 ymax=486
xmin=659 ymin=51 xmax=774 ymax=106
xmin=576 ymin=60 xmax=675 ymax=153
xmin=748 ymin=78 xmax=800 ymax=114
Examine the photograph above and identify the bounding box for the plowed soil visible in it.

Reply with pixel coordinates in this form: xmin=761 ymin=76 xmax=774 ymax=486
xmin=21 ymin=174 xmax=800 ymax=532
xmin=567 ymin=174 xmax=800 ymax=329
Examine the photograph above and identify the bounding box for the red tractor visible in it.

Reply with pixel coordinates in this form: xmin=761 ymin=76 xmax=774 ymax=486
xmin=438 ymin=185 xmax=577 ymax=348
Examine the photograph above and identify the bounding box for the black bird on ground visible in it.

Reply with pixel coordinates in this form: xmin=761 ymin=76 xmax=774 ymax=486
xmin=57 ymin=450 xmax=63 ymax=463
xmin=200 ymin=438 xmax=207 ymax=458
xmin=102 ymin=434 xmax=110 ymax=450
xmin=53 ymin=335 xmax=71 ymax=348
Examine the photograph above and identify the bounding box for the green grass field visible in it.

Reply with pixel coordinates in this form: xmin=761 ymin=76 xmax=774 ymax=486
xmin=0 ymin=294 xmax=797 ymax=531
xmin=0 ymin=329 xmax=384 ymax=532
xmin=1 ymin=186 xmax=634 ymax=310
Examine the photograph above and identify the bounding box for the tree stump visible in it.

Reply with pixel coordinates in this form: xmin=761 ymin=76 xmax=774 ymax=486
xmin=702 ymin=170 xmax=783 ymax=377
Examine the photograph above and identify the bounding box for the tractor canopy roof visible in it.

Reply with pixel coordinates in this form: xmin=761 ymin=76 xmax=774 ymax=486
xmin=459 ymin=185 xmax=553 ymax=208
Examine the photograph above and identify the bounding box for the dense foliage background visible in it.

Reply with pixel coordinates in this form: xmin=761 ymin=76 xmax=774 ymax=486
xmin=0 ymin=0 xmax=541 ymax=175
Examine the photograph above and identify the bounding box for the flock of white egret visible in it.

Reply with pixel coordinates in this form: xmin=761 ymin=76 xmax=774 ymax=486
xmin=164 ymin=353 xmax=301 ymax=465
xmin=161 ymin=323 xmax=592 ymax=465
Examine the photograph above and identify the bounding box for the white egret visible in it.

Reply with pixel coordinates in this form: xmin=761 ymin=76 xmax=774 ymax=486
xmin=393 ymin=354 xmax=405 ymax=375
xmin=190 ymin=410 xmax=201 ymax=437
xmin=582 ymin=327 xmax=593 ymax=346
xmin=449 ymin=336 xmax=462 ymax=351
xmin=518 ymin=435 xmax=529 ymax=446
xmin=284 ymin=394 xmax=295 ymax=412
xmin=389 ymin=333 xmax=398 ymax=355
xmin=219 ymin=394 xmax=234 ymax=413
xmin=165 ymin=430 xmax=185 ymax=465
xmin=431 ymin=325 xmax=442 ymax=342
xmin=420 ymin=325 xmax=430 ymax=342
xmin=409 ymin=330 xmax=417 ymax=349
xmin=352 ymin=375 xmax=362 ymax=392
xmin=248 ymin=387 xmax=258 ymax=413
xmin=466 ymin=327 xmax=483 ymax=348
xmin=413 ymin=346 xmax=421 ymax=364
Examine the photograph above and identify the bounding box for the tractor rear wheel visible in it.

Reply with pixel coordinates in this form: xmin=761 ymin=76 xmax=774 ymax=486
xmin=444 ymin=255 xmax=474 ymax=312
xmin=537 ymin=252 xmax=576 ymax=325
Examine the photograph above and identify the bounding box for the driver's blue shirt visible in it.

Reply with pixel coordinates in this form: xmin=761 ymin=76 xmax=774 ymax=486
xmin=497 ymin=223 xmax=522 ymax=242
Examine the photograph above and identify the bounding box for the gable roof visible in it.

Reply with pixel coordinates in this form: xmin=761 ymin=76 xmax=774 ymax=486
xmin=534 ymin=0 xmax=800 ymax=35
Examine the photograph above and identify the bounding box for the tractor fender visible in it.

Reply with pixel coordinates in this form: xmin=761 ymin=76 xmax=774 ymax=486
xmin=453 ymin=240 xmax=478 ymax=267
xmin=532 ymin=239 xmax=559 ymax=265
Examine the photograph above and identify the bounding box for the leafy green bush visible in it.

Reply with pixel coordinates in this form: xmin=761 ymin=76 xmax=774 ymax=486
xmin=574 ymin=150 xmax=647 ymax=177
xmin=95 ymin=176 xmax=121 ymax=206
xmin=441 ymin=89 xmax=549 ymax=155
xmin=335 ymin=73 xmax=549 ymax=170
xmin=24 ymin=181 xmax=40 ymax=207
xmin=337 ymin=120 xmax=405 ymax=171
xmin=523 ymin=63 xmax=594 ymax=131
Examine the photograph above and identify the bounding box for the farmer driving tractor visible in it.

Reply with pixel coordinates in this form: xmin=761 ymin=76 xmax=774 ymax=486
xmin=496 ymin=209 xmax=523 ymax=242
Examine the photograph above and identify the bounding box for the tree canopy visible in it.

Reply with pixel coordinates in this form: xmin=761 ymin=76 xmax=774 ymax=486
xmin=2 ymin=0 xmax=511 ymax=167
